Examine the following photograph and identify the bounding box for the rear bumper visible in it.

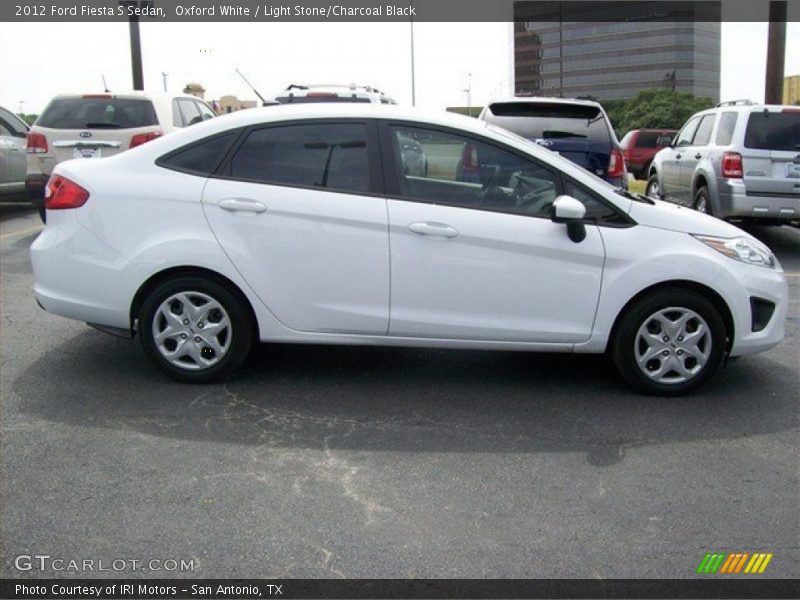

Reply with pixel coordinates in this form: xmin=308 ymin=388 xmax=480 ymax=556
xmin=717 ymin=179 xmax=800 ymax=221
xmin=25 ymin=173 xmax=49 ymax=208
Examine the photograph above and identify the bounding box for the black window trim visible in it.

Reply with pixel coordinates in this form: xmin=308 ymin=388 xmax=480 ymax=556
xmin=378 ymin=118 xmax=634 ymax=226
xmin=688 ymin=113 xmax=717 ymax=148
xmin=211 ymin=118 xmax=384 ymax=197
xmin=155 ymin=128 xmax=246 ymax=177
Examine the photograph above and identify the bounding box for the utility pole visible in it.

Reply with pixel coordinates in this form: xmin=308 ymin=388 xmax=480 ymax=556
xmin=410 ymin=1 xmax=416 ymax=106
xmin=464 ymin=72 xmax=472 ymax=117
xmin=120 ymin=1 xmax=146 ymax=90
xmin=764 ymin=1 xmax=786 ymax=104
xmin=162 ymin=72 xmax=169 ymax=93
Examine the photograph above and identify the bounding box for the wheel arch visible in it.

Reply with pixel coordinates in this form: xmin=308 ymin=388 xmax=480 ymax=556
xmin=130 ymin=266 xmax=260 ymax=338
xmin=607 ymin=279 xmax=735 ymax=354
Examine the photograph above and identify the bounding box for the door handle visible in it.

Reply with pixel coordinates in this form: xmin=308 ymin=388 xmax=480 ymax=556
xmin=694 ymin=153 xmax=702 ymax=160
xmin=218 ymin=198 xmax=267 ymax=213
xmin=675 ymin=153 xmax=682 ymax=159
xmin=408 ymin=222 xmax=459 ymax=238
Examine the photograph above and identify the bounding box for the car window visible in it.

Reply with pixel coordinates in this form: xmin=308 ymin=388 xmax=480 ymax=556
xmin=226 ymin=123 xmax=369 ymax=194
xmin=691 ymin=115 xmax=716 ymax=147
xmin=674 ymin=117 xmax=701 ymax=147
xmin=178 ymin=99 xmax=203 ymax=126
xmin=159 ymin=131 xmax=239 ymax=176
xmin=744 ymin=110 xmax=800 ymax=151
xmin=483 ymin=102 xmax=611 ymax=143
xmin=619 ymin=131 xmax=633 ymax=149
xmin=715 ymin=112 xmax=738 ymax=146
xmin=37 ymin=97 xmax=158 ymax=129
xmin=389 ymin=125 xmax=561 ymax=218
xmin=634 ymin=131 xmax=661 ymax=148
xmin=171 ymin=99 xmax=184 ymax=127
xmin=0 ymin=108 xmax=28 ymax=137
xmin=563 ymin=179 xmax=625 ymax=223
xmin=195 ymin=101 xmax=217 ymax=122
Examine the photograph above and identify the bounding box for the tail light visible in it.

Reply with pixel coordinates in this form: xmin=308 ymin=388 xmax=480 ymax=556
xmin=45 ymin=175 xmax=90 ymax=210
xmin=26 ymin=132 xmax=48 ymax=154
xmin=461 ymin=143 xmax=479 ymax=173
xmin=721 ymin=152 xmax=743 ymax=178
xmin=130 ymin=130 xmax=163 ymax=148
xmin=607 ymin=148 xmax=625 ymax=178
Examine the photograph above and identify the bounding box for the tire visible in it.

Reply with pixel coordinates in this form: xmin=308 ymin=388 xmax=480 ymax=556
xmin=139 ymin=276 xmax=254 ymax=383
xmin=38 ymin=207 xmax=46 ymax=223
xmin=693 ymin=185 xmax=712 ymax=215
xmin=645 ymin=174 xmax=661 ymax=199
xmin=611 ymin=288 xmax=727 ymax=396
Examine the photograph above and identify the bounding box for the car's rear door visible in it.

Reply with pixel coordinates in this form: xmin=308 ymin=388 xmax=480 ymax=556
xmin=739 ymin=108 xmax=800 ymax=204
xmin=381 ymin=122 xmax=606 ymax=343
xmin=202 ymin=119 xmax=391 ymax=335
xmin=662 ymin=116 xmax=701 ymax=198
xmin=679 ymin=113 xmax=716 ymax=201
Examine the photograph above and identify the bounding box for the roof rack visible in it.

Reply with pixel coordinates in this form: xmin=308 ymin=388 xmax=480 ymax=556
xmin=283 ymin=83 xmax=387 ymax=95
xmin=715 ymin=99 xmax=755 ymax=107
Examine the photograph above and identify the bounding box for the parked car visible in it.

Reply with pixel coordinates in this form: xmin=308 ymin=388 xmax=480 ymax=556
xmin=646 ymin=100 xmax=800 ymax=225
xmin=474 ymin=97 xmax=627 ymax=188
xmin=274 ymin=84 xmax=397 ymax=105
xmin=26 ymin=92 xmax=217 ymax=220
xmin=30 ymin=104 xmax=786 ymax=395
xmin=620 ymin=128 xmax=676 ymax=180
xmin=0 ymin=106 xmax=29 ymax=201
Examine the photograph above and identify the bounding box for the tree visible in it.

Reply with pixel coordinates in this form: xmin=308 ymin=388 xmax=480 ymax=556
xmin=606 ymin=88 xmax=714 ymax=137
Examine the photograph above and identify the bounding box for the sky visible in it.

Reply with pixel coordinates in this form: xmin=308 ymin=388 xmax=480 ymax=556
xmin=0 ymin=18 xmax=798 ymax=115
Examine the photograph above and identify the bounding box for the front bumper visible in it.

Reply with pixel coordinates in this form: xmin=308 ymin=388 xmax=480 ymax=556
xmin=728 ymin=263 xmax=788 ymax=357
xmin=717 ymin=179 xmax=800 ymax=221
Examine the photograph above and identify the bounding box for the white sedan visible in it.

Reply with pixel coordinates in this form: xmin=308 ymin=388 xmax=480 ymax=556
xmin=30 ymin=104 xmax=787 ymax=395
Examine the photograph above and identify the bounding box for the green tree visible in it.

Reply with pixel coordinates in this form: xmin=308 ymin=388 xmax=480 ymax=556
xmin=608 ymin=88 xmax=714 ymax=137
xmin=18 ymin=113 xmax=38 ymax=126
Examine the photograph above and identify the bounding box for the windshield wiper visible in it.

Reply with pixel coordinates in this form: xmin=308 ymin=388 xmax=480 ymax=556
xmin=83 ymin=122 xmax=121 ymax=129
xmin=614 ymin=187 xmax=655 ymax=204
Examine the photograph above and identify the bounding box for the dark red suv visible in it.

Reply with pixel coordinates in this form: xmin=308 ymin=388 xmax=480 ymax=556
xmin=620 ymin=129 xmax=677 ymax=180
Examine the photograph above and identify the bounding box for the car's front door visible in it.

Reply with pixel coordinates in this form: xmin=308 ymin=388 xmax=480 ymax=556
xmin=203 ymin=120 xmax=390 ymax=334
xmin=381 ymin=123 xmax=606 ymax=343
xmin=661 ymin=116 xmax=700 ymax=198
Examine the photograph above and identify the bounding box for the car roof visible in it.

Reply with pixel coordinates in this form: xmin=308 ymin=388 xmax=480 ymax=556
xmin=47 ymin=92 xmax=204 ymax=102
xmin=184 ymin=103 xmax=489 ymax=134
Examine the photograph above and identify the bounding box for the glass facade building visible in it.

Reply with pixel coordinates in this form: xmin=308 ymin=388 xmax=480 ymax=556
xmin=514 ymin=4 xmax=721 ymax=102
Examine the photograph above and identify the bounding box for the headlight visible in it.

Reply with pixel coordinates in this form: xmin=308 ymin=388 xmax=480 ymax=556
xmin=692 ymin=234 xmax=776 ymax=268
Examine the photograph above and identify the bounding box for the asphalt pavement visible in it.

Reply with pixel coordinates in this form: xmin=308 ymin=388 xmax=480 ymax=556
xmin=1 ymin=203 xmax=798 ymax=579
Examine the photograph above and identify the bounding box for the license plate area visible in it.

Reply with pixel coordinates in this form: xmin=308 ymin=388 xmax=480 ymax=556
xmin=73 ymin=146 xmax=101 ymax=159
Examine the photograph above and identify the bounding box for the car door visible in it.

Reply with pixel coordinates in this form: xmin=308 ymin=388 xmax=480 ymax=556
xmin=679 ymin=113 xmax=716 ymax=201
xmin=662 ymin=116 xmax=701 ymax=198
xmin=381 ymin=123 xmax=605 ymax=343
xmin=0 ymin=108 xmax=28 ymax=191
xmin=202 ymin=120 xmax=391 ymax=334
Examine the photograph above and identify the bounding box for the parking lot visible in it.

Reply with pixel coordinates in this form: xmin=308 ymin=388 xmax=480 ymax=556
xmin=1 ymin=202 xmax=798 ymax=579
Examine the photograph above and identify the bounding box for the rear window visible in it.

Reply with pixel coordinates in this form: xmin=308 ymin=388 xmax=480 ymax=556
xmin=744 ymin=111 xmax=800 ymax=151
xmin=485 ymin=102 xmax=611 ymax=142
xmin=274 ymin=96 xmax=372 ymax=104
xmin=634 ymin=132 xmax=661 ymax=148
xmin=37 ymin=97 xmax=158 ymax=129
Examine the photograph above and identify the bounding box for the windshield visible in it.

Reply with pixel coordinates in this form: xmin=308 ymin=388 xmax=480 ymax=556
xmin=484 ymin=102 xmax=612 ymax=142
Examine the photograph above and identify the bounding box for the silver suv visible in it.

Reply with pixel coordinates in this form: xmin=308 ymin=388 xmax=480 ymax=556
xmin=646 ymin=100 xmax=800 ymax=225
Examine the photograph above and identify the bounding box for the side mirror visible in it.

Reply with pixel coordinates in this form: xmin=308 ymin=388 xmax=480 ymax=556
xmin=551 ymin=195 xmax=587 ymax=243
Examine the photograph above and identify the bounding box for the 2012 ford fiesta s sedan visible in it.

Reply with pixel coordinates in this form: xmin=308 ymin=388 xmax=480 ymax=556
xmin=30 ymin=104 xmax=787 ymax=395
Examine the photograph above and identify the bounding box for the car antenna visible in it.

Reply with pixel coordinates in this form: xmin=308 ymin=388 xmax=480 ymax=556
xmin=235 ymin=68 xmax=270 ymax=106
xmin=101 ymin=74 xmax=110 ymax=93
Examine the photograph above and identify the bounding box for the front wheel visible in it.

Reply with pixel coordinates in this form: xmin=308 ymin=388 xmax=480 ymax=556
xmin=611 ymin=289 xmax=727 ymax=395
xmin=139 ymin=276 xmax=254 ymax=383
xmin=645 ymin=174 xmax=661 ymax=199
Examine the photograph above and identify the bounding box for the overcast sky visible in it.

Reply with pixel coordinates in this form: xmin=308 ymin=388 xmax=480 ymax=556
xmin=1 ymin=18 xmax=798 ymax=114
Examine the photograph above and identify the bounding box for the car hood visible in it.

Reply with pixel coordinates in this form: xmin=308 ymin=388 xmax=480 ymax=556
xmin=629 ymin=199 xmax=748 ymax=238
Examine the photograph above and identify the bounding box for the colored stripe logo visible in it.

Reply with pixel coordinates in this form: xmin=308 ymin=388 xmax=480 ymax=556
xmin=697 ymin=552 xmax=773 ymax=574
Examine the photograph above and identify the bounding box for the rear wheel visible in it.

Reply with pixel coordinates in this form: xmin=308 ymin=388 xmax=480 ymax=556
xmin=139 ymin=276 xmax=253 ymax=383
xmin=693 ymin=185 xmax=712 ymax=215
xmin=38 ymin=207 xmax=46 ymax=222
xmin=645 ymin=174 xmax=661 ymax=199
xmin=612 ymin=289 xmax=727 ymax=395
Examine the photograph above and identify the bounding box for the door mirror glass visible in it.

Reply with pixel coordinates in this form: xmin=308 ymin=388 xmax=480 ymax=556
xmin=552 ymin=195 xmax=587 ymax=221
